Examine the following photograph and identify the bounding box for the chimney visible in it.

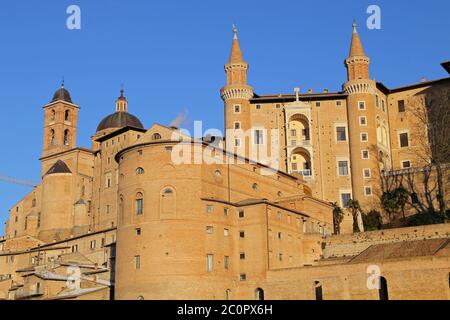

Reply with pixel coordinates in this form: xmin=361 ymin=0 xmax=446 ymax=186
xmin=307 ymin=89 xmax=313 ymax=94
xmin=294 ymin=87 xmax=300 ymax=102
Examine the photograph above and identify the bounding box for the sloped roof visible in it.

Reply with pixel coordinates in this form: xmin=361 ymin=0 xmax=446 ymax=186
xmin=349 ymin=238 xmax=450 ymax=264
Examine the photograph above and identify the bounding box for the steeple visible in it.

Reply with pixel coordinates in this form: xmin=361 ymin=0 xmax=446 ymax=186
xmin=116 ymin=85 xmax=128 ymax=112
xmin=345 ymin=20 xmax=370 ymax=81
xmin=349 ymin=20 xmax=366 ymax=57
xmin=229 ymin=24 xmax=244 ymax=64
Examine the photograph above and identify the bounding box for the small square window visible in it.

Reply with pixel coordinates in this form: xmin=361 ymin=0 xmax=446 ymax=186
xmin=256 ymin=104 xmax=261 ymax=110
xmin=363 ymin=168 xmax=371 ymax=178
xmin=402 ymin=161 xmax=411 ymax=169
xmin=361 ymin=133 xmax=368 ymax=142
xmin=207 ymin=205 xmax=214 ymax=213
xmin=359 ymin=116 xmax=367 ymax=126
xmin=135 ymin=228 xmax=141 ymax=236
xmin=358 ymin=101 xmax=366 ymax=110
xmin=336 ymin=127 xmax=347 ymax=141
xmin=315 ymin=102 xmax=321 ymax=107
xmin=362 ymin=150 xmax=370 ymax=159
xmin=234 ymin=105 xmax=241 ymax=113
xmin=234 ymin=122 xmax=241 ymax=130
xmin=206 ymin=226 xmax=214 ymax=234
xmin=239 ymin=231 xmax=245 ymax=239
xmin=240 ymin=274 xmax=247 ymax=281
xmin=364 ymin=186 xmax=373 ymax=196
xmin=336 ymin=101 xmax=342 ymax=106
xmin=238 ymin=210 xmax=245 ymax=219
xmin=240 ymin=252 xmax=246 ymax=260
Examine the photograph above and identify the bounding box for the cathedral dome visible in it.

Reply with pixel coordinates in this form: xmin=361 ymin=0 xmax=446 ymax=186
xmin=96 ymin=111 xmax=144 ymax=132
xmin=51 ymin=84 xmax=73 ymax=103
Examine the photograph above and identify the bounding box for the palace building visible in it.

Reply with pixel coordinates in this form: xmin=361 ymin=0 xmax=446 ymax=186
xmin=0 ymin=22 xmax=449 ymax=300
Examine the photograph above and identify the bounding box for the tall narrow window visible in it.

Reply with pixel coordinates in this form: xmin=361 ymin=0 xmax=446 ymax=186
xmin=226 ymin=289 xmax=232 ymax=300
xmin=64 ymin=130 xmax=69 ymax=146
xmin=336 ymin=127 xmax=347 ymax=141
xmin=399 ymin=132 xmax=409 ymax=148
xmin=135 ymin=255 xmax=141 ymax=270
xmin=338 ymin=161 xmax=349 ymax=176
xmin=207 ymin=254 xmax=214 ymax=272
xmin=398 ymin=100 xmax=405 ymax=113
xmin=224 ymin=256 xmax=229 ymax=270
xmin=51 ymin=110 xmax=56 ymax=121
xmin=50 ymin=129 xmax=55 ymax=145
xmin=65 ymin=110 xmax=70 ymax=121
xmin=254 ymin=130 xmax=264 ymax=145
xmin=135 ymin=193 xmax=144 ymax=215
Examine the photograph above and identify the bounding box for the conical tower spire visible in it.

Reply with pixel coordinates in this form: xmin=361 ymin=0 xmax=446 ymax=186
xmin=229 ymin=24 xmax=244 ymax=64
xmin=349 ymin=20 xmax=366 ymax=57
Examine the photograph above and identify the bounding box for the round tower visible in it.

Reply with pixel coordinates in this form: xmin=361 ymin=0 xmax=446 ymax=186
xmin=220 ymin=26 xmax=254 ymax=157
xmin=343 ymin=21 xmax=379 ymax=210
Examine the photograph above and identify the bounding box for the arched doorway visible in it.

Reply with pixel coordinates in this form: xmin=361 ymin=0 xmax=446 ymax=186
xmin=255 ymin=288 xmax=264 ymax=300
xmin=288 ymin=114 xmax=310 ymax=147
xmin=314 ymin=281 xmax=323 ymax=300
xmin=379 ymin=277 xmax=389 ymax=300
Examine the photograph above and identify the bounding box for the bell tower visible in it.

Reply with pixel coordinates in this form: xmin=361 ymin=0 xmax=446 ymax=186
xmin=42 ymin=81 xmax=79 ymax=158
xmin=220 ymin=25 xmax=254 ymax=157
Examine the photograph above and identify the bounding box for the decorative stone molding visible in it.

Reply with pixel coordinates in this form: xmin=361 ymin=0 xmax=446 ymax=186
xmin=343 ymin=79 xmax=376 ymax=95
xmin=220 ymin=85 xmax=254 ymax=101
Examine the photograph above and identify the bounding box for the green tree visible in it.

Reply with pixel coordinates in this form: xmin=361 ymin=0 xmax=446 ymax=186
xmin=363 ymin=210 xmax=382 ymax=231
xmin=331 ymin=202 xmax=344 ymax=235
xmin=394 ymin=186 xmax=409 ymax=220
xmin=347 ymin=199 xmax=361 ymax=233
xmin=381 ymin=191 xmax=399 ymax=222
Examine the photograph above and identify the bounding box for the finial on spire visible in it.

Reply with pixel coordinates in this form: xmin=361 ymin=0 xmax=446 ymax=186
xmin=120 ymin=83 xmax=124 ymax=97
xmin=61 ymin=77 xmax=65 ymax=88
xmin=232 ymin=24 xmax=238 ymax=39
xmin=352 ymin=19 xmax=357 ymax=33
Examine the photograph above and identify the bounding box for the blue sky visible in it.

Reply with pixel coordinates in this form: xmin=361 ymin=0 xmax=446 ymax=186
xmin=0 ymin=0 xmax=449 ymax=233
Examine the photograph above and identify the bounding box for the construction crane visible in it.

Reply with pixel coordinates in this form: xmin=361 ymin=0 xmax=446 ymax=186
xmin=0 ymin=175 xmax=40 ymax=188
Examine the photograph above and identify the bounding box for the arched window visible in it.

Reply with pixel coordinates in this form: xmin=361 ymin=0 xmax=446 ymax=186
xmin=64 ymin=130 xmax=70 ymax=146
xmin=252 ymin=183 xmax=258 ymax=191
xmin=135 ymin=193 xmax=144 ymax=215
xmin=50 ymin=129 xmax=55 ymax=145
xmin=65 ymin=110 xmax=70 ymax=121
xmin=277 ymin=191 xmax=283 ymax=197
xmin=152 ymin=133 xmax=162 ymax=140
xmin=255 ymin=288 xmax=264 ymax=300
xmin=51 ymin=110 xmax=56 ymax=121
xmin=379 ymin=277 xmax=389 ymax=300
xmin=161 ymin=188 xmax=176 ymax=215
xmin=136 ymin=167 xmax=145 ymax=175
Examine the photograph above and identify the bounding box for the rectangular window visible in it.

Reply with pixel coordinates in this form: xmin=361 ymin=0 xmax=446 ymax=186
xmin=358 ymin=101 xmax=366 ymax=110
xmin=341 ymin=193 xmax=352 ymax=208
xmin=240 ymin=274 xmax=246 ymax=281
xmin=402 ymin=161 xmax=411 ymax=169
xmin=224 ymin=256 xmax=229 ymax=270
xmin=256 ymin=104 xmax=261 ymax=110
xmin=135 ymin=228 xmax=142 ymax=236
xmin=234 ymin=105 xmax=241 ymax=113
xmin=359 ymin=116 xmax=367 ymax=126
xmin=224 ymin=208 xmax=229 ymax=216
xmin=362 ymin=150 xmax=369 ymax=159
xmin=399 ymin=132 xmax=409 ymax=148
xmin=71 ymin=245 xmax=78 ymax=253
xmin=278 ymin=232 xmax=283 ymax=240
xmin=338 ymin=161 xmax=349 ymax=176
xmin=336 ymin=127 xmax=347 ymax=141
xmin=135 ymin=255 xmax=141 ymax=270
xmin=363 ymin=168 xmax=371 ymax=178
xmin=224 ymin=228 xmax=229 ymax=237
xmin=240 ymin=252 xmax=246 ymax=260
xmin=90 ymin=240 xmax=96 ymax=250
xmin=292 ymin=163 xmax=298 ymax=171
xmin=364 ymin=186 xmax=373 ymax=196
xmin=398 ymin=100 xmax=405 ymax=113
xmin=239 ymin=231 xmax=245 ymax=239
xmin=376 ymin=95 xmax=379 ymax=107
xmin=279 ymin=253 xmax=283 ymax=261
xmin=234 ymin=138 xmax=241 ymax=147
xmin=206 ymin=226 xmax=214 ymax=234
xmin=136 ymin=199 xmax=143 ymax=215
xmin=207 ymin=205 xmax=214 ymax=213
xmin=238 ymin=210 xmax=245 ymax=219
xmin=207 ymin=254 xmax=214 ymax=272
xmin=254 ymin=130 xmax=264 ymax=145
xmin=291 ymin=129 xmax=297 ymax=137
xmin=361 ymin=133 xmax=368 ymax=142
xmin=336 ymin=101 xmax=342 ymax=106
xmin=315 ymin=102 xmax=321 ymax=107
xmin=234 ymin=122 xmax=241 ymax=129
xmin=382 ymin=100 xmax=386 ymax=112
